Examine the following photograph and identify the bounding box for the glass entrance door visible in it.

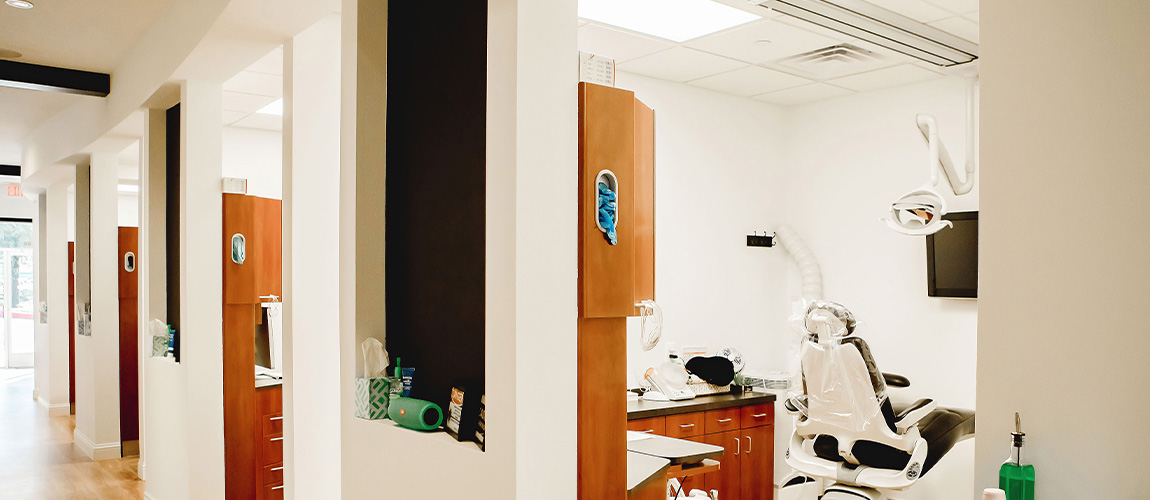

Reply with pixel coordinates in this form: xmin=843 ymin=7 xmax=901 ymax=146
xmin=0 ymin=220 xmax=33 ymax=368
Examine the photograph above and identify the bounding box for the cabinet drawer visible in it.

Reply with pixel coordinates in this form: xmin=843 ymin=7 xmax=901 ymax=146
xmin=259 ymin=481 xmax=284 ymax=500
xmin=704 ymin=408 xmax=741 ymax=434
xmin=740 ymin=403 xmax=774 ymax=429
xmin=260 ymin=462 xmax=284 ymax=487
xmin=627 ymin=416 xmax=665 ymax=436
xmin=261 ymin=435 xmax=284 ymax=465
xmin=263 ymin=412 xmax=284 ymax=437
xmin=665 ymin=412 xmax=705 ymax=438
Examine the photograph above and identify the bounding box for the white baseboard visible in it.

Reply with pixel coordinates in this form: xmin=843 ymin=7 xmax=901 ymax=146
xmin=37 ymin=397 xmax=70 ymax=417
xmin=32 ymin=388 xmax=38 ymax=400
xmin=73 ymin=428 xmax=122 ymax=461
xmin=138 ymin=459 xmax=146 ymax=480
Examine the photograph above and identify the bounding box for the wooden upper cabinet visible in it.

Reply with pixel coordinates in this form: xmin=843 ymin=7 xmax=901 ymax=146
xmin=224 ymin=194 xmax=282 ymax=304
xmin=578 ymin=82 xmax=655 ymax=319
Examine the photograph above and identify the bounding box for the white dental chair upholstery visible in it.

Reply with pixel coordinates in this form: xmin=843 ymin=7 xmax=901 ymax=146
xmin=780 ymin=301 xmax=975 ymax=500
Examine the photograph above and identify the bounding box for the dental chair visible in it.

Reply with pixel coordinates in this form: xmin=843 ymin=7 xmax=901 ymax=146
xmin=778 ymin=301 xmax=975 ymax=500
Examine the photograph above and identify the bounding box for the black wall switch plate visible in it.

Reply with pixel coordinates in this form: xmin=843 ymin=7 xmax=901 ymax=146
xmin=747 ymin=234 xmax=775 ymax=247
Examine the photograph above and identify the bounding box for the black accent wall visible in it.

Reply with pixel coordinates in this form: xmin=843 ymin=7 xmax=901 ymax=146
xmin=384 ymin=1 xmax=487 ymax=417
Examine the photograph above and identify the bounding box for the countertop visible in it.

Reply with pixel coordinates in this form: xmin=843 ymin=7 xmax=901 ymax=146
xmin=255 ymin=377 xmax=283 ymax=389
xmin=627 ymin=390 xmax=775 ymax=420
xmin=627 ymin=451 xmax=670 ymax=493
xmin=627 ymin=432 xmax=725 ymax=465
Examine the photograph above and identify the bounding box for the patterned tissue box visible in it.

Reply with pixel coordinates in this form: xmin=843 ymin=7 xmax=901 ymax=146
xmin=355 ymin=377 xmax=390 ymax=420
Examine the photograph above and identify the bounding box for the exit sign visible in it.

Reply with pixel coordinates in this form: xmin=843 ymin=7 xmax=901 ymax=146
xmin=6 ymin=185 xmax=21 ymax=197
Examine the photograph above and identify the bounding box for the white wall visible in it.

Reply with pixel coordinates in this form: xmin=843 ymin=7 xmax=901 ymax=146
xmin=37 ymin=183 xmax=71 ymax=417
xmin=975 ymin=2 xmax=1150 ymax=498
xmin=119 ymin=194 xmax=140 ymax=227
xmin=783 ymin=77 xmax=978 ymax=498
xmin=284 ymin=13 xmax=341 ymax=500
xmin=613 ymin=72 xmax=791 ymax=388
xmin=0 ymin=192 xmax=36 ymax=219
xmin=222 ymin=126 xmax=282 ymax=200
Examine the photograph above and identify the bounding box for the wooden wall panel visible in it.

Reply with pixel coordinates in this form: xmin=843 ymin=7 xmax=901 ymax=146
xmin=118 ymin=227 xmax=140 ymax=444
xmin=632 ymin=98 xmax=655 ymax=315
xmin=577 ymin=317 xmax=627 ymax=500
xmin=118 ymin=228 xmax=139 ymax=299
xmin=223 ymin=304 xmax=258 ymax=500
xmin=579 ymin=82 xmax=637 ymax=318
xmin=254 ymin=198 xmax=282 ymax=299
xmin=68 ymin=242 xmax=75 ymax=409
xmin=223 ymin=194 xmax=258 ymax=305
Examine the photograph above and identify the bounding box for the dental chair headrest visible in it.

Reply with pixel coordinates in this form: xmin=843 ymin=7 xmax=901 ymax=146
xmin=805 ymin=300 xmax=857 ymax=336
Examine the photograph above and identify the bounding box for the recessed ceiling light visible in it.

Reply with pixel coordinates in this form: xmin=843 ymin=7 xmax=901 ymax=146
xmin=579 ymin=0 xmax=759 ymax=42
xmin=5 ymin=0 xmax=34 ymax=9
xmin=255 ymin=98 xmax=283 ymax=116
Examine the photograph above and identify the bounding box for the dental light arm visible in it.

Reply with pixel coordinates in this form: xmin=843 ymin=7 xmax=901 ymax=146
xmin=916 ymin=113 xmax=975 ymax=195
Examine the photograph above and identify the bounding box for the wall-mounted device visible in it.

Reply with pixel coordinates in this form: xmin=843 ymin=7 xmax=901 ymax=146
xmin=254 ymin=300 xmax=283 ymax=376
xmin=926 ymin=211 xmax=978 ymax=298
xmin=595 ymin=169 xmax=620 ymax=245
xmin=747 ymin=232 xmax=776 ymax=247
xmin=231 ymin=233 xmax=246 ymax=264
xmin=124 ymin=252 xmax=136 ymax=273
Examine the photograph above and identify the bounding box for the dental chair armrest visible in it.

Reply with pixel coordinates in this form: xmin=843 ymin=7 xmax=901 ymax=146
xmin=882 ymin=372 xmax=910 ymax=388
xmin=784 ymin=395 xmax=807 ymax=416
xmin=894 ymin=398 xmax=936 ymax=433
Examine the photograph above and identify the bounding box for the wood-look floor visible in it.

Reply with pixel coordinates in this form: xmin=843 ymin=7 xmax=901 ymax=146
xmin=0 ymin=369 xmax=145 ymax=500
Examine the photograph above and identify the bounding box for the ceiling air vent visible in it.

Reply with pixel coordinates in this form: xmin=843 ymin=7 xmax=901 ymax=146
xmin=775 ymin=43 xmax=885 ymax=77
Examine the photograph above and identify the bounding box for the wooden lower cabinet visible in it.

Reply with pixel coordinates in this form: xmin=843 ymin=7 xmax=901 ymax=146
xmin=629 ymin=402 xmax=774 ymax=500
xmin=254 ymin=385 xmax=284 ymax=500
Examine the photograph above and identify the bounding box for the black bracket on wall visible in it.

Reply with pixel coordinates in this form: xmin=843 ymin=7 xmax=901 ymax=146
xmin=747 ymin=232 xmax=776 ymax=248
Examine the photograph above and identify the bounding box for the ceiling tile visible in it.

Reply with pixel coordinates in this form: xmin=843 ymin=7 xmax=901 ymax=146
xmin=578 ymin=23 xmax=675 ymax=63
xmin=928 ymin=16 xmax=979 ymax=43
xmin=222 ymin=110 xmax=247 ymax=126
xmin=618 ymin=47 xmax=747 ymax=82
xmin=230 ymin=114 xmax=283 ymax=132
xmin=828 ymin=64 xmax=942 ymax=92
xmin=923 ymin=0 xmax=979 ymax=15
xmin=862 ymin=0 xmax=953 ymax=22
xmin=246 ymin=46 xmax=284 ymax=76
xmin=685 ymin=19 xmax=838 ymax=65
xmin=222 ymin=91 xmax=279 ymax=114
xmin=689 ymin=66 xmax=811 ymax=96
xmin=223 ymin=71 xmax=282 ymax=98
xmin=754 ymin=83 xmax=854 ymax=106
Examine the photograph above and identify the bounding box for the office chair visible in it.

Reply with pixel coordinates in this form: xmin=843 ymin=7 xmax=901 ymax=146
xmin=778 ymin=301 xmax=975 ymax=500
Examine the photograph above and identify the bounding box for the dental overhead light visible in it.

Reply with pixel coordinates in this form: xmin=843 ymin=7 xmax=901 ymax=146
xmin=755 ymin=0 xmax=978 ymax=67
xmin=5 ymin=0 xmax=33 ymax=9
xmin=886 ymin=79 xmax=978 ymax=236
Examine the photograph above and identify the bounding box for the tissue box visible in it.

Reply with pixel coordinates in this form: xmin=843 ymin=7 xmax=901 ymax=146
xmin=355 ymin=377 xmax=391 ymax=420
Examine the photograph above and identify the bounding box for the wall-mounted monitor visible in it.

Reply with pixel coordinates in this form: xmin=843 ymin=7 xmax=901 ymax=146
xmin=254 ymin=302 xmax=283 ymax=374
xmin=926 ymin=211 xmax=978 ymax=298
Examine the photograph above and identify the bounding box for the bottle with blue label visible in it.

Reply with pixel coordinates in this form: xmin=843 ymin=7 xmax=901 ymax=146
xmin=999 ymin=412 xmax=1035 ymax=500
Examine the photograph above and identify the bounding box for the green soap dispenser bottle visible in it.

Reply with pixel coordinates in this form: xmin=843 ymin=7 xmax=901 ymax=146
xmin=999 ymin=412 xmax=1035 ymax=500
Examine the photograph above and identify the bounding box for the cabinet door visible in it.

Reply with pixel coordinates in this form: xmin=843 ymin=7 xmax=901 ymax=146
xmin=703 ymin=430 xmax=741 ymax=499
xmin=740 ymin=425 xmax=773 ymax=500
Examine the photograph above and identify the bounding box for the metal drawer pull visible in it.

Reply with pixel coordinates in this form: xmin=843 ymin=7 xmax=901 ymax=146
xmin=639 ymin=429 xmax=655 ymax=434
xmin=735 ymin=437 xmax=740 ymax=455
xmin=716 ymin=418 xmax=733 ymax=423
xmin=746 ymin=436 xmax=752 ymax=453
xmin=271 ymin=467 xmax=284 ymax=472
xmin=679 ymin=423 xmax=695 ymax=428
xmin=272 ymin=485 xmax=284 ymax=490
xmin=752 ymin=413 xmax=768 ymax=418
xmin=270 ymin=416 xmax=284 ymax=421
xmin=271 ymin=437 xmax=284 ymax=442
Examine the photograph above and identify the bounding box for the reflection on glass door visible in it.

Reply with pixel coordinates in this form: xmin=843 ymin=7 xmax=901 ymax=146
xmin=0 ymin=220 xmax=33 ymax=369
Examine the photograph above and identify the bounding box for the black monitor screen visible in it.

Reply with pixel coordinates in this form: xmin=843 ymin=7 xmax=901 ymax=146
xmin=926 ymin=211 xmax=978 ymax=298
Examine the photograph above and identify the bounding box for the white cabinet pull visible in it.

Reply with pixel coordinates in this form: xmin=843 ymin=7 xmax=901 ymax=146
xmin=639 ymin=429 xmax=655 ymax=434
xmin=746 ymin=436 xmax=752 ymax=454
xmin=679 ymin=423 xmax=695 ymax=428
xmin=716 ymin=418 xmax=732 ymax=423
xmin=752 ymin=413 xmax=768 ymax=418
xmin=271 ymin=437 xmax=284 ymax=442
xmin=734 ymin=437 xmax=740 ymax=455
xmin=270 ymin=416 xmax=284 ymax=421
xmin=272 ymin=485 xmax=284 ymax=490
xmin=271 ymin=467 xmax=284 ymax=472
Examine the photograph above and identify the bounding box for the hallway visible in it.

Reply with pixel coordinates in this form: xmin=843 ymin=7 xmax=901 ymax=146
xmin=0 ymin=369 xmax=144 ymax=499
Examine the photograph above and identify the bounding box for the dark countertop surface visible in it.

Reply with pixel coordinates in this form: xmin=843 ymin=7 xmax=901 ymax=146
xmin=627 ymin=432 xmax=725 ymax=465
xmin=627 ymin=450 xmax=671 ymax=493
xmin=255 ymin=378 xmax=283 ymax=389
xmin=627 ymin=391 xmax=776 ymax=420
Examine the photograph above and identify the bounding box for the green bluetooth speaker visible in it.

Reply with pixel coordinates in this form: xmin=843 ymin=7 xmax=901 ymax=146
xmin=388 ymin=396 xmax=444 ymax=431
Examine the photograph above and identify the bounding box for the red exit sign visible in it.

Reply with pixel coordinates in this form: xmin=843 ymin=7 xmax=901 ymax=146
xmin=6 ymin=184 xmax=21 ymax=197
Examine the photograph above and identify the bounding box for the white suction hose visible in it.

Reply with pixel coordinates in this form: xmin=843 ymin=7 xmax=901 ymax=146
xmin=775 ymin=225 xmax=823 ymax=301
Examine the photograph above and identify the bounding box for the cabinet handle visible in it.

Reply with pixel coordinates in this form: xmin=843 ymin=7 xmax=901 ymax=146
xmin=638 ymin=429 xmax=655 ymax=434
xmin=679 ymin=423 xmax=695 ymax=428
xmin=752 ymin=413 xmax=768 ymax=418
xmin=716 ymin=418 xmax=732 ymax=423
xmin=271 ymin=437 xmax=284 ymax=442
xmin=734 ymin=437 xmax=740 ymax=456
xmin=272 ymin=485 xmax=284 ymax=490
xmin=271 ymin=467 xmax=284 ymax=472
xmin=746 ymin=435 xmax=752 ymax=454
xmin=270 ymin=416 xmax=284 ymax=421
